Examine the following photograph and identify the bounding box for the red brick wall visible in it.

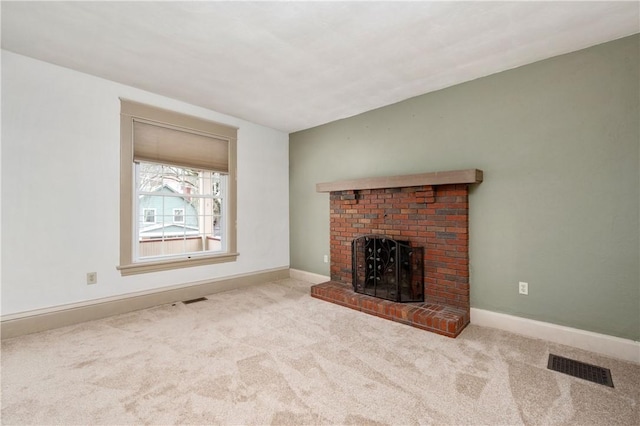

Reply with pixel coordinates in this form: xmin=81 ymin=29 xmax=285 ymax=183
xmin=329 ymin=184 xmax=469 ymax=310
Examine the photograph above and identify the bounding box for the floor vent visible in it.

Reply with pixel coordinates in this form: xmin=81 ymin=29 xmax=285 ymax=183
xmin=547 ymin=354 xmax=613 ymax=387
xmin=182 ymin=297 xmax=207 ymax=305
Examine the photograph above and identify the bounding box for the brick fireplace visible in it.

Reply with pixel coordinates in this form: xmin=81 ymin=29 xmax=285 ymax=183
xmin=311 ymin=169 xmax=483 ymax=337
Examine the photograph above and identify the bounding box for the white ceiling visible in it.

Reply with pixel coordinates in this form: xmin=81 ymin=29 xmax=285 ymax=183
xmin=2 ymin=1 xmax=638 ymax=133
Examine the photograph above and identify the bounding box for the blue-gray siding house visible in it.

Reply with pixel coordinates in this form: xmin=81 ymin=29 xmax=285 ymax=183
xmin=138 ymin=185 xmax=199 ymax=239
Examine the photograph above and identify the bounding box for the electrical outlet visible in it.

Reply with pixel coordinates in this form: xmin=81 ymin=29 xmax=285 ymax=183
xmin=519 ymin=281 xmax=528 ymax=295
xmin=323 ymin=254 xmax=329 ymax=263
xmin=87 ymin=272 xmax=98 ymax=285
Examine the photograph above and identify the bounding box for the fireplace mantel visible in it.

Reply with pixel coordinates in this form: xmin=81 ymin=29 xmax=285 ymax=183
xmin=316 ymin=169 xmax=483 ymax=193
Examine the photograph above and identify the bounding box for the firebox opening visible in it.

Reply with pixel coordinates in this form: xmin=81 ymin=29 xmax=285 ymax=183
xmin=352 ymin=235 xmax=424 ymax=303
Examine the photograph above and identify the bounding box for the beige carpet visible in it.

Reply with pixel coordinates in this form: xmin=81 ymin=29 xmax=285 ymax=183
xmin=1 ymin=278 xmax=638 ymax=425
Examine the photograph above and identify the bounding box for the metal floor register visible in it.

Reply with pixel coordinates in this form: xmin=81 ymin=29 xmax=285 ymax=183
xmin=547 ymin=354 xmax=614 ymax=387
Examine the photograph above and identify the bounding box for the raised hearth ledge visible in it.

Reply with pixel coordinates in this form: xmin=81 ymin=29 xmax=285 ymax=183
xmin=311 ymin=281 xmax=469 ymax=338
xmin=316 ymin=168 xmax=483 ymax=193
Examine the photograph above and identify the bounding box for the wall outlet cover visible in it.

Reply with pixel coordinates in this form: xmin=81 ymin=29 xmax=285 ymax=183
xmin=519 ymin=281 xmax=528 ymax=295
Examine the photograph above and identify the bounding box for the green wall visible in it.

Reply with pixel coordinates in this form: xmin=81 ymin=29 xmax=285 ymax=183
xmin=289 ymin=35 xmax=639 ymax=341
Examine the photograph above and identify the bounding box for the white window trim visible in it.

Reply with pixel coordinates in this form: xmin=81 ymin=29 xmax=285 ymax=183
xmin=118 ymin=99 xmax=238 ymax=276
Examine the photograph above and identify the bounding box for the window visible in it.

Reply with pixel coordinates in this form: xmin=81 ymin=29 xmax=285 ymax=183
xmin=143 ymin=208 xmax=156 ymax=224
xmin=136 ymin=162 xmax=224 ymax=257
xmin=172 ymin=208 xmax=185 ymax=224
xmin=118 ymin=99 xmax=238 ymax=275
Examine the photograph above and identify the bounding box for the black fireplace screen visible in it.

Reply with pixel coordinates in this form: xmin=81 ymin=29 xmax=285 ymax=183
xmin=351 ymin=235 xmax=424 ymax=303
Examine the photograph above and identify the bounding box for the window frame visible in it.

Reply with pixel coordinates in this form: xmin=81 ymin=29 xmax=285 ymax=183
xmin=118 ymin=99 xmax=238 ymax=276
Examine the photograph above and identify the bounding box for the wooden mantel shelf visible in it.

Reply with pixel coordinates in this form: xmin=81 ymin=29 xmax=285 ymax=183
xmin=316 ymin=169 xmax=483 ymax=193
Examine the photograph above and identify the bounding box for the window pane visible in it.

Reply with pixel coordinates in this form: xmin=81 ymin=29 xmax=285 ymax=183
xmin=139 ymin=196 xmax=164 ymax=233
xmin=138 ymin=163 xmax=200 ymax=196
xmin=136 ymin=161 xmax=226 ymax=260
xmin=206 ymin=197 xmax=223 ymax=252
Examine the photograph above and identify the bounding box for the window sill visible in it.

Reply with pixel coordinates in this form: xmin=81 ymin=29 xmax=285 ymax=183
xmin=117 ymin=252 xmax=239 ymax=276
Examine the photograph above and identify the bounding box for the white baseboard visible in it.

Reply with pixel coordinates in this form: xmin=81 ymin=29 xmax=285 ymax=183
xmin=471 ymin=308 xmax=640 ymax=364
xmin=289 ymin=268 xmax=330 ymax=284
xmin=1 ymin=267 xmax=290 ymax=339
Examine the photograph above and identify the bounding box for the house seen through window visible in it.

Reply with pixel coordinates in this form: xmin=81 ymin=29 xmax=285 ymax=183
xmin=136 ymin=162 xmax=226 ymax=260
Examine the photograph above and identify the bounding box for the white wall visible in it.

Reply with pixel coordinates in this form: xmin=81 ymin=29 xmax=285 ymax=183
xmin=1 ymin=50 xmax=290 ymax=316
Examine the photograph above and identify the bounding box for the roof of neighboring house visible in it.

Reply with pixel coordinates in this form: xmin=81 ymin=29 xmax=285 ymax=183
xmin=139 ymin=223 xmax=199 ymax=239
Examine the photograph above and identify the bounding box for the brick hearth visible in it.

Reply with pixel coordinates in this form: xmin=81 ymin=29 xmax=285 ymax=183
xmin=311 ymin=281 xmax=469 ymax=337
xmin=313 ymin=169 xmax=483 ymax=338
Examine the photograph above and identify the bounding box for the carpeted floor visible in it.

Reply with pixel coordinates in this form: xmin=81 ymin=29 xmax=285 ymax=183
xmin=1 ymin=278 xmax=638 ymax=425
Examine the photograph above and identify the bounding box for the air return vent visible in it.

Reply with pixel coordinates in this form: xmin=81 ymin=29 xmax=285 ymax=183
xmin=547 ymin=354 xmax=613 ymax=387
xmin=182 ymin=297 xmax=207 ymax=305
